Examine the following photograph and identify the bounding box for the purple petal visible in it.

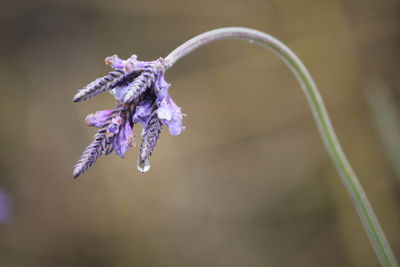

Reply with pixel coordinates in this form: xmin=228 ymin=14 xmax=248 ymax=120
xmin=132 ymin=98 xmax=154 ymax=128
xmin=154 ymin=73 xmax=170 ymax=102
xmin=105 ymin=55 xmax=125 ymax=69
xmin=112 ymin=85 xmax=129 ymax=102
xmin=107 ymin=116 xmax=123 ymax=134
xmin=156 ymin=101 xmax=172 ymax=121
xmin=124 ymin=55 xmax=153 ymax=73
xmin=157 ymin=96 xmax=184 ymax=136
xmin=86 ymin=110 xmax=114 ymax=128
xmin=113 ymin=121 xmax=134 ymax=158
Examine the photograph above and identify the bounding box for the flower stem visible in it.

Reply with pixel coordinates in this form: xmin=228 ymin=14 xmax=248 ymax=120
xmin=164 ymin=27 xmax=398 ymax=266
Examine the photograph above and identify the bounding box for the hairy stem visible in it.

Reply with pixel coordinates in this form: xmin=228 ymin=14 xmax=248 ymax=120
xmin=164 ymin=27 xmax=398 ymax=266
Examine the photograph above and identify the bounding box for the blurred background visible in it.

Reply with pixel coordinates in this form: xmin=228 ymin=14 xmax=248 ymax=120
xmin=1 ymin=0 xmax=400 ymax=266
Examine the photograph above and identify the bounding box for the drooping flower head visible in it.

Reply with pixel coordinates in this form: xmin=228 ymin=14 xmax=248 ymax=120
xmin=72 ymin=55 xmax=185 ymax=178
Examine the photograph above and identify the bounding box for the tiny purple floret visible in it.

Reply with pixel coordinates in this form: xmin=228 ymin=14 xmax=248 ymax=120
xmin=107 ymin=116 xmax=123 ymax=134
xmin=86 ymin=110 xmax=114 ymax=128
xmin=157 ymin=96 xmax=184 ymax=136
xmin=113 ymin=121 xmax=134 ymax=157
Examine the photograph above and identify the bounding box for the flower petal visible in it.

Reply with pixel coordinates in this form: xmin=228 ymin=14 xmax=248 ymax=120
xmin=105 ymin=55 xmax=125 ymax=69
xmin=157 ymin=96 xmax=184 ymax=136
xmin=154 ymin=73 xmax=170 ymax=102
xmin=113 ymin=121 xmax=134 ymax=158
xmin=107 ymin=116 xmax=123 ymax=134
xmin=85 ymin=110 xmax=114 ymax=128
xmin=132 ymin=97 xmax=154 ymax=128
xmin=156 ymin=99 xmax=172 ymax=121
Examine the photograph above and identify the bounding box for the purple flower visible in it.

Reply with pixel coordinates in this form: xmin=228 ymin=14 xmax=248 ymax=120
xmin=154 ymin=72 xmax=170 ymax=102
xmin=124 ymin=55 xmax=152 ymax=73
xmin=107 ymin=116 xmax=123 ymax=134
xmin=157 ymin=96 xmax=184 ymax=136
xmin=132 ymin=97 xmax=154 ymax=129
xmin=105 ymin=54 xmax=151 ymax=73
xmin=113 ymin=120 xmax=134 ymax=158
xmin=86 ymin=110 xmax=114 ymax=127
xmin=105 ymin=55 xmax=125 ymax=69
xmin=73 ymin=55 xmax=185 ymax=177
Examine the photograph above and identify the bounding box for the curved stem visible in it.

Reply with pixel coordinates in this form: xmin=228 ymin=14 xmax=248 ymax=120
xmin=164 ymin=27 xmax=398 ymax=266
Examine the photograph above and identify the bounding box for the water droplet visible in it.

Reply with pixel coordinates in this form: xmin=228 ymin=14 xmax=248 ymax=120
xmin=137 ymin=158 xmax=151 ymax=173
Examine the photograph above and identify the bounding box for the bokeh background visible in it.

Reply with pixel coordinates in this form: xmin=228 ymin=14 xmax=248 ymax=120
xmin=1 ymin=0 xmax=400 ymax=266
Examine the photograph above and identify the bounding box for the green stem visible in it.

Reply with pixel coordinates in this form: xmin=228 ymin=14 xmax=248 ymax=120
xmin=164 ymin=27 xmax=398 ymax=266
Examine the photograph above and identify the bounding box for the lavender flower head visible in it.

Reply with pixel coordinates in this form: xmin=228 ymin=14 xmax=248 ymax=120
xmin=72 ymin=55 xmax=185 ymax=178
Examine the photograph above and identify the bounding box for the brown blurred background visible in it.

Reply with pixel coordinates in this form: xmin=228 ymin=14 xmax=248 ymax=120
xmin=1 ymin=0 xmax=400 ymax=266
